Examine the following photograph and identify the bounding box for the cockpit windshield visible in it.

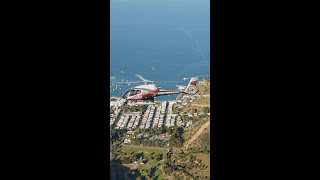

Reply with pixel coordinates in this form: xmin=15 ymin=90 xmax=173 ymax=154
xmin=123 ymin=89 xmax=142 ymax=98
xmin=129 ymin=90 xmax=141 ymax=96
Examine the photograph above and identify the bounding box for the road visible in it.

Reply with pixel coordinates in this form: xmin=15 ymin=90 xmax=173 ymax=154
xmin=184 ymin=120 xmax=210 ymax=149
xmin=192 ymin=104 xmax=210 ymax=107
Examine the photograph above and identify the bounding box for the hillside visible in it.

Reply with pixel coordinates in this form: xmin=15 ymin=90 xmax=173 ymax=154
xmin=182 ymin=77 xmax=210 ymax=153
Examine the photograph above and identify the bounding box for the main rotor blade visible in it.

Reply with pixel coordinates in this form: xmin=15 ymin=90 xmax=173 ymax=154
xmin=135 ymin=74 xmax=183 ymax=83
xmin=114 ymin=81 xmax=144 ymax=84
xmin=183 ymin=74 xmax=210 ymax=80
xmin=135 ymin=74 xmax=152 ymax=82
xmin=152 ymin=81 xmax=184 ymax=83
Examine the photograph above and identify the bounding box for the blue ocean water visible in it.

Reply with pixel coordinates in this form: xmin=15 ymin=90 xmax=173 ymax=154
xmin=110 ymin=0 xmax=210 ymax=100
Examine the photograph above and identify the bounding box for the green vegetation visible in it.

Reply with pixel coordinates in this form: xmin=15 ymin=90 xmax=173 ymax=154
xmin=116 ymin=146 xmax=168 ymax=179
xmin=122 ymin=146 xmax=167 ymax=155
xmin=162 ymin=148 xmax=210 ymax=179
xmin=112 ymin=140 xmax=210 ymax=179
xmin=169 ymin=125 xmax=184 ymax=148
xmin=203 ymin=106 xmax=210 ymax=113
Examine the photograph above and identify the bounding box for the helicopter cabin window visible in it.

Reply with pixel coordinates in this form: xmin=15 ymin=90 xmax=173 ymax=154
xmin=129 ymin=90 xmax=134 ymax=96
xmin=129 ymin=90 xmax=139 ymax=96
xmin=123 ymin=89 xmax=142 ymax=98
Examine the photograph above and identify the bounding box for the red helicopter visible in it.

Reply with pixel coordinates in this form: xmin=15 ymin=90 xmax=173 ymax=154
xmin=115 ymin=74 xmax=199 ymax=105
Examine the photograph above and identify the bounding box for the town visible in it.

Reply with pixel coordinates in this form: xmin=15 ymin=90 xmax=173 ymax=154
xmin=110 ymin=94 xmax=207 ymax=130
xmin=110 ymin=77 xmax=210 ymax=179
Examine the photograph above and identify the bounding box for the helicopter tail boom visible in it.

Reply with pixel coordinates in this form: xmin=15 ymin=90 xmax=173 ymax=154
xmin=184 ymin=77 xmax=199 ymax=95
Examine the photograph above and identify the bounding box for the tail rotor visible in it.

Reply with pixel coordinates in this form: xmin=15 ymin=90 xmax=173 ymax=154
xmin=184 ymin=77 xmax=199 ymax=95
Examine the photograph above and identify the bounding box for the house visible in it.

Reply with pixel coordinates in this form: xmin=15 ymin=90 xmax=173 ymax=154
xmin=137 ymin=133 xmax=143 ymax=139
xmin=127 ymin=131 xmax=134 ymax=135
xmin=186 ymin=121 xmax=193 ymax=127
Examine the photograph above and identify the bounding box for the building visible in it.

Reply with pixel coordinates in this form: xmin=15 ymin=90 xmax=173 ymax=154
xmin=124 ymin=139 xmax=131 ymax=144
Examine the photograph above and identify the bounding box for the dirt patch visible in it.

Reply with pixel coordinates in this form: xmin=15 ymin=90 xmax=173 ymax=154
xmin=122 ymin=162 xmax=138 ymax=170
xmin=195 ymin=153 xmax=210 ymax=168
xmin=184 ymin=120 xmax=210 ymax=149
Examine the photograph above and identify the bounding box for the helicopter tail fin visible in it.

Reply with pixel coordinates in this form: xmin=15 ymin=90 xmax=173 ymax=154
xmin=184 ymin=77 xmax=199 ymax=95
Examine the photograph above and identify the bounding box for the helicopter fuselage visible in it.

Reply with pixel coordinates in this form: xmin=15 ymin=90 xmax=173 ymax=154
xmin=123 ymin=84 xmax=158 ymax=101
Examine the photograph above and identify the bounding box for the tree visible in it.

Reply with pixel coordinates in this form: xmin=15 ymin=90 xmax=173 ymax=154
xmin=155 ymin=153 xmax=163 ymax=161
xmin=135 ymin=152 xmax=144 ymax=159
xmin=165 ymin=127 xmax=172 ymax=134
xmin=169 ymin=126 xmax=184 ymax=148
xmin=161 ymin=125 xmax=166 ymax=134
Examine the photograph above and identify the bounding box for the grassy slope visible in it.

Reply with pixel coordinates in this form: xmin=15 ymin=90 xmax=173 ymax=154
xmin=121 ymin=146 xmax=168 ymax=179
xmin=183 ymin=78 xmax=211 ymax=141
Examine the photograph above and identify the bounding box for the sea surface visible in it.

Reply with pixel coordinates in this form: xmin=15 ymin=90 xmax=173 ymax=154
xmin=110 ymin=0 xmax=210 ymax=100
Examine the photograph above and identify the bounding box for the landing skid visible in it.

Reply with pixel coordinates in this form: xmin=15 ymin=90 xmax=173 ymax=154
xmin=127 ymin=100 xmax=156 ymax=106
